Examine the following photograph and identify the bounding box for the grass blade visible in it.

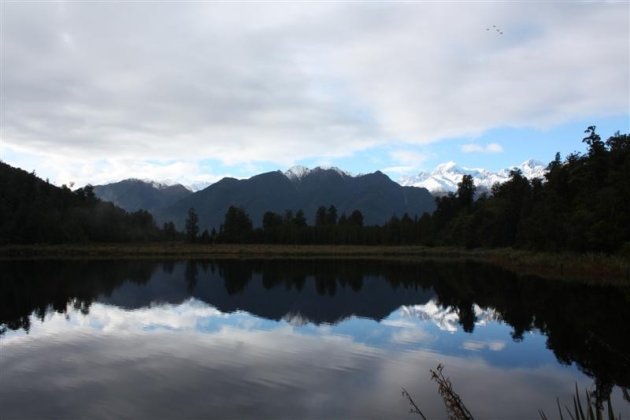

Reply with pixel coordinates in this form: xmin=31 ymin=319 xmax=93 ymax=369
xmin=575 ymin=384 xmax=586 ymax=420
xmin=401 ymin=387 xmax=427 ymax=420
xmin=557 ymin=397 xmax=565 ymax=420
xmin=606 ymin=396 xmax=614 ymax=420
xmin=585 ymin=388 xmax=595 ymax=420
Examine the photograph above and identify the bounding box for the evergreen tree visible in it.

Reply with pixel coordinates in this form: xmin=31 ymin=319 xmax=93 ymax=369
xmin=162 ymin=221 xmax=177 ymax=240
xmin=262 ymin=211 xmax=282 ymax=231
xmin=349 ymin=210 xmax=364 ymax=227
xmin=457 ymin=174 xmax=476 ymax=212
xmin=327 ymin=205 xmax=338 ymax=225
xmin=315 ymin=206 xmax=327 ymax=227
xmin=221 ymin=206 xmax=253 ymax=243
xmin=294 ymin=209 xmax=307 ymax=227
xmin=185 ymin=207 xmax=199 ymax=242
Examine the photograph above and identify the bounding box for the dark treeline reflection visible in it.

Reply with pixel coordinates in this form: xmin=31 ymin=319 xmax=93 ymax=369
xmin=1 ymin=259 xmax=629 ymax=395
xmin=0 ymin=260 xmax=157 ymax=334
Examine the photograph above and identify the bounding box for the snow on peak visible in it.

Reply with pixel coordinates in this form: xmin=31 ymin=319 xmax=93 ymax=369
xmin=187 ymin=181 xmax=212 ymax=192
xmin=284 ymin=165 xmax=312 ymax=180
xmin=518 ymin=159 xmax=547 ymax=178
xmin=319 ymin=166 xmax=352 ymax=177
xmin=284 ymin=165 xmax=352 ymax=181
xmin=435 ymin=161 xmax=458 ymax=173
xmin=400 ymin=160 xmax=547 ymax=194
xmin=521 ymin=159 xmax=544 ymax=168
xmin=147 ymin=180 xmax=172 ymax=190
xmin=144 ymin=179 xmax=193 ymax=192
xmin=124 ymin=178 xmax=174 ymax=190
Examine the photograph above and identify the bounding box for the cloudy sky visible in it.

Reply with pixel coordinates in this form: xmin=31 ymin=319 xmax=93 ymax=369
xmin=1 ymin=1 xmax=628 ymax=188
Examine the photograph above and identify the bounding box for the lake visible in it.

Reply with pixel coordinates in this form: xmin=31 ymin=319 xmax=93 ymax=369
xmin=1 ymin=259 xmax=629 ymax=419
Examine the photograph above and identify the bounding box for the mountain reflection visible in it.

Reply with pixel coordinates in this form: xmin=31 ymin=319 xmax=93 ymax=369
xmin=401 ymin=302 xmax=500 ymax=333
xmin=1 ymin=258 xmax=629 ymax=396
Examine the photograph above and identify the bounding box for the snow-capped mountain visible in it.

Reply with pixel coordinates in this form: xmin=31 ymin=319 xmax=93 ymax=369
xmin=156 ymin=166 xmax=435 ymax=230
xmin=187 ymin=181 xmax=213 ymax=192
xmin=93 ymin=179 xmax=192 ymax=213
xmin=284 ymin=165 xmax=312 ymax=181
xmin=399 ymin=159 xmax=547 ymax=195
xmin=284 ymin=165 xmax=351 ymax=181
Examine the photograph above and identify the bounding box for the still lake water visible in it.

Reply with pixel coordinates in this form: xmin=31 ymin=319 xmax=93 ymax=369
xmin=1 ymin=259 xmax=628 ymax=419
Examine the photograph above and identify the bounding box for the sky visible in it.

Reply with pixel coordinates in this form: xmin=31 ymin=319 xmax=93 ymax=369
xmin=1 ymin=1 xmax=628 ymax=188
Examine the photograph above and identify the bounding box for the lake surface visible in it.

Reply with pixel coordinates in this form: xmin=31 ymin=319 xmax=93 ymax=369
xmin=1 ymin=259 xmax=629 ymax=419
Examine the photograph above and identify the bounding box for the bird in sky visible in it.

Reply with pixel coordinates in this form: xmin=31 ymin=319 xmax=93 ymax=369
xmin=486 ymin=25 xmax=503 ymax=35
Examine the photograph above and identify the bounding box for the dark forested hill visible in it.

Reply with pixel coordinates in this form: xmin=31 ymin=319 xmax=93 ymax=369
xmin=417 ymin=128 xmax=630 ymax=254
xmin=93 ymin=179 xmax=191 ymax=213
xmin=156 ymin=167 xmax=436 ymax=231
xmin=0 ymin=162 xmax=163 ymax=243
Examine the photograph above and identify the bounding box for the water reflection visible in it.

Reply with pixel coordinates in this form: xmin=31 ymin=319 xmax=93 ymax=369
xmin=1 ymin=259 xmax=629 ymax=418
xmin=0 ymin=314 xmax=576 ymax=419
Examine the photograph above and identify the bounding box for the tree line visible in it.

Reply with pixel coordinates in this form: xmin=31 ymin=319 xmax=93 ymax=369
xmin=186 ymin=204 xmax=379 ymax=245
xmin=425 ymin=127 xmax=629 ymax=253
xmin=2 ymin=127 xmax=627 ymax=254
xmin=0 ymin=162 xmax=173 ymax=243
xmin=185 ymin=127 xmax=629 ymax=254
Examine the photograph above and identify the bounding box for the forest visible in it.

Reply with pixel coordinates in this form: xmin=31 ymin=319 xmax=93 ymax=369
xmin=190 ymin=127 xmax=630 ymax=255
xmin=0 ymin=163 xmax=166 ymax=243
xmin=1 ymin=127 xmax=628 ymax=255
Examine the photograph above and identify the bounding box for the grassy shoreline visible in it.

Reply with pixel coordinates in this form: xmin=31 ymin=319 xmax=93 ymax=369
xmin=1 ymin=243 xmax=628 ymax=285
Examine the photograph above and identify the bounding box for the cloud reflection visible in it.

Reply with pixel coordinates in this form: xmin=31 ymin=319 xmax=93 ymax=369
xmin=2 ymin=299 xmax=230 ymax=344
xmin=462 ymin=340 xmax=507 ymax=352
xmin=0 ymin=310 xmax=606 ymax=419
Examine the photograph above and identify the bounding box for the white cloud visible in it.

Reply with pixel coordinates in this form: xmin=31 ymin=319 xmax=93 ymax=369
xmin=389 ymin=149 xmax=429 ymax=166
xmin=1 ymin=2 xmax=627 ymax=185
xmin=382 ymin=165 xmax=420 ymax=175
xmin=0 ymin=144 xmax=232 ymax=188
xmin=462 ymin=340 xmax=507 ymax=352
xmin=383 ymin=148 xmax=431 ymax=176
xmin=486 ymin=143 xmax=504 ymax=153
xmin=461 ymin=143 xmax=504 ymax=153
xmin=0 ymin=299 xmax=229 ymax=344
xmin=462 ymin=144 xmax=485 ymax=153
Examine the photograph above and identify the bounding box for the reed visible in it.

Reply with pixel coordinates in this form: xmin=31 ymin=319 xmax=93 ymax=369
xmin=403 ymin=366 xmax=625 ymax=420
xmin=402 ymin=364 xmax=473 ymax=420
xmin=539 ymin=384 xmax=621 ymax=420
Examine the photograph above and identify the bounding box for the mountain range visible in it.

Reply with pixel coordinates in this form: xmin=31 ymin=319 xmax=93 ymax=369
xmin=153 ymin=167 xmax=436 ymax=231
xmin=399 ymin=160 xmax=547 ymax=195
xmin=92 ymin=167 xmax=436 ymax=230
xmin=93 ymin=179 xmax=192 ymax=214
xmin=92 ymin=161 xmax=549 ymax=231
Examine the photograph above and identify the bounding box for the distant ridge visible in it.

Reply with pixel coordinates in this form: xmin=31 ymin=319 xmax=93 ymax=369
xmin=155 ymin=166 xmax=436 ymax=231
xmin=399 ymin=160 xmax=547 ymax=195
xmin=93 ymin=179 xmax=192 ymax=213
xmin=92 ymin=161 xmax=548 ymax=230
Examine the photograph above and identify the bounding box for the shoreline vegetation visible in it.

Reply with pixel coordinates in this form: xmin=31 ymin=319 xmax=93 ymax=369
xmin=403 ymin=364 xmax=624 ymax=420
xmin=1 ymin=243 xmax=628 ymax=286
